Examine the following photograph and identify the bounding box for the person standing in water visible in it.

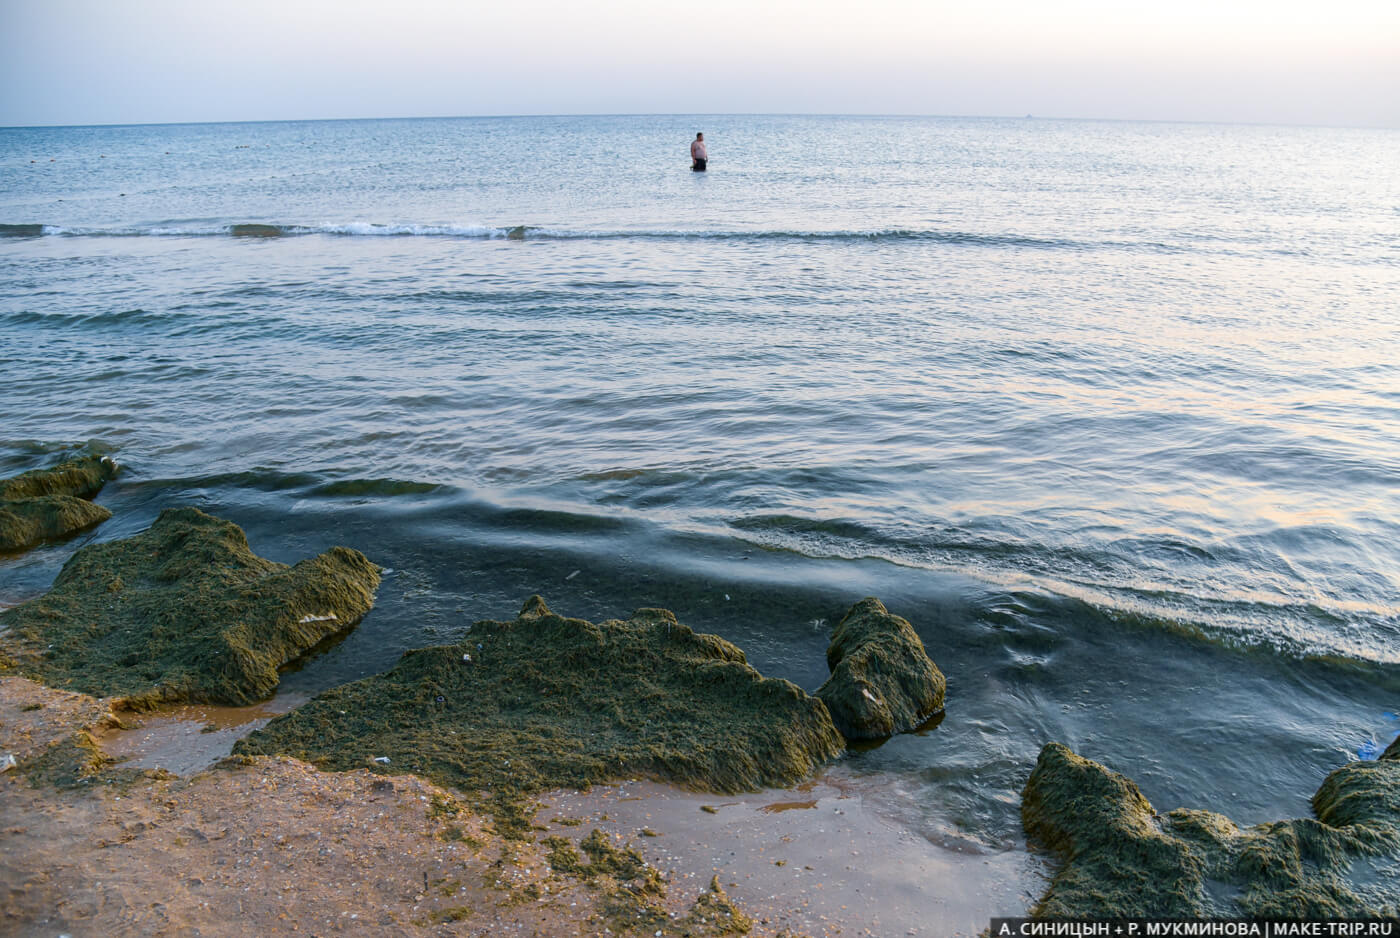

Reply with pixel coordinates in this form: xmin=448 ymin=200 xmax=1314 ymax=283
xmin=690 ymin=132 xmax=707 ymax=172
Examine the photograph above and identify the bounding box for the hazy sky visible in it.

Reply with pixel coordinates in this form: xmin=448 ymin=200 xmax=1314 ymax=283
xmin=2 ymin=0 xmax=1397 ymax=128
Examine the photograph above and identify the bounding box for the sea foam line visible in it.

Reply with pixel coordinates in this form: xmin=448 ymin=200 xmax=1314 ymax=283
xmin=0 ymin=221 xmax=1091 ymax=250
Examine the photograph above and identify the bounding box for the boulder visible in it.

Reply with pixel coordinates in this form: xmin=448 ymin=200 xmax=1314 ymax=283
xmin=0 ymin=454 xmax=117 ymax=552
xmin=815 ymin=597 xmax=945 ymax=739
xmin=0 ymin=506 xmax=380 ymax=706
xmin=1022 ymin=741 xmax=1400 ymax=918
xmin=236 ymin=595 xmax=845 ymax=800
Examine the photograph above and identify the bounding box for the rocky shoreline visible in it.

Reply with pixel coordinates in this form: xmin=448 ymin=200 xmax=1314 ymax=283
xmin=2 ymin=452 xmax=1398 ymax=932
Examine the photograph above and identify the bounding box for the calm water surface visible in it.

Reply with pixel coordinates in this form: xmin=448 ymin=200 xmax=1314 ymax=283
xmin=2 ymin=115 xmax=1398 ymax=920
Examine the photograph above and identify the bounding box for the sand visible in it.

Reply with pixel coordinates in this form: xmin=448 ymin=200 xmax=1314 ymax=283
xmin=1 ymin=676 xmax=1040 ymax=936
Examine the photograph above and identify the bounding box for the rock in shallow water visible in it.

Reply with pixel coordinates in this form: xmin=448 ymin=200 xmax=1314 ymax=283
xmin=0 ymin=506 xmax=380 ymax=707
xmin=0 ymin=454 xmax=117 ymax=552
xmin=815 ymin=597 xmax=945 ymax=739
xmin=1022 ymin=741 xmax=1400 ymax=918
xmin=236 ymin=595 xmax=845 ymax=798
xmin=0 ymin=453 xmax=116 ymax=501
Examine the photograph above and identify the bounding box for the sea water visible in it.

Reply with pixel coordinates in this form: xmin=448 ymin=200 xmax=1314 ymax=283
xmin=2 ymin=113 xmax=1398 ymax=902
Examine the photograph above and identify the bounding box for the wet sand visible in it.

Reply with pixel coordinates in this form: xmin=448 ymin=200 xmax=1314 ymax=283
xmin=543 ymin=777 xmax=1043 ymax=937
xmin=2 ymin=676 xmax=1039 ymax=936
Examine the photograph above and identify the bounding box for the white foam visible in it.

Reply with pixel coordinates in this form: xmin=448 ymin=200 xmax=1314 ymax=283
xmin=308 ymin=222 xmax=503 ymax=238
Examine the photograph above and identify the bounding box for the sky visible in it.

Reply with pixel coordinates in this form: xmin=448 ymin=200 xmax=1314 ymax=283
xmin=2 ymin=0 xmax=1397 ymax=129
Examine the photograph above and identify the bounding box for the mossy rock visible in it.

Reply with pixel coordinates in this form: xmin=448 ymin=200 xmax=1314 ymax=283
xmin=1022 ymin=741 xmax=1400 ymax=918
xmin=0 ymin=454 xmax=116 ymax=500
xmin=814 ymin=597 xmax=944 ymax=739
xmin=0 ymin=495 xmax=112 ymax=552
xmin=0 ymin=506 xmax=380 ymax=706
xmin=0 ymin=454 xmax=118 ymax=552
xmin=236 ymin=595 xmax=845 ymax=800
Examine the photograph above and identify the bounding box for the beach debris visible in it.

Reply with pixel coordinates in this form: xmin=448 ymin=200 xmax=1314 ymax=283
xmin=374 ymin=756 xmax=391 ymax=764
xmin=237 ymin=594 xmax=844 ymax=802
xmin=565 ymin=569 xmax=580 ymax=580
xmin=0 ymin=453 xmax=118 ymax=553
xmin=1022 ymin=741 xmax=1400 ymax=918
xmin=815 ymin=597 xmax=945 ymax=739
xmin=0 ymin=753 xmax=16 ymax=773
xmin=0 ymin=506 xmax=381 ymax=706
xmin=461 ymin=653 xmax=472 ymax=663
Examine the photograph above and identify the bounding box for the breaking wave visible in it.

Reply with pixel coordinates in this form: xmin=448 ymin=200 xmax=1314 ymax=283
xmin=4 ymin=221 xmax=1114 ymax=251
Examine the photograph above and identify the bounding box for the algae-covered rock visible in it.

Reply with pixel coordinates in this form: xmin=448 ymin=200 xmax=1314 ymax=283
xmin=1022 ymin=742 xmax=1210 ymax=916
xmin=0 ymin=454 xmax=117 ymax=552
xmin=0 ymin=454 xmax=116 ymax=501
xmin=236 ymin=595 xmax=845 ymax=800
xmin=0 ymin=496 xmax=112 ymax=552
xmin=0 ymin=506 xmax=380 ymax=706
xmin=814 ymin=597 xmax=944 ymax=739
xmin=1022 ymin=741 xmax=1400 ymax=919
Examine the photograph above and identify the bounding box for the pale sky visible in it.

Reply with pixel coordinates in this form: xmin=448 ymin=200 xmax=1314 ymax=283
xmin=2 ymin=0 xmax=1397 ymax=128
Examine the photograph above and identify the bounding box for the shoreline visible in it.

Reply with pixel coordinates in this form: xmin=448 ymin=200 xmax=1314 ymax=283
xmin=2 ymin=675 xmax=1038 ymax=936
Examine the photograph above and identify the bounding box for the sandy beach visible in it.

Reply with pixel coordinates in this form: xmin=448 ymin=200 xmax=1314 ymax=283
xmin=1 ymin=675 xmax=1040 ymax=937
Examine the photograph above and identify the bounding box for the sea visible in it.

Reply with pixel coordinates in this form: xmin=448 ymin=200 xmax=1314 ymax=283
xmin=2 ymin=114 xmax=1398 ymax=919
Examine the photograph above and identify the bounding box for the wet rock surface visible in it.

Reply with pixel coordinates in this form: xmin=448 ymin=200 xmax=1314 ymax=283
xmin=0 ymin=506 xmax=380 ymax=706
xmin=814 ymin=597 xmax=945 ymax=739
xmin=1022 ymin=741 xmax=1400 ymax=918
xmin=237 ymin=595 xmax=845 ymax=804
xmin=0 ymin=454 xmax=117 ymax=552
xmin=0 ymin=453 xmax=116 ymax=501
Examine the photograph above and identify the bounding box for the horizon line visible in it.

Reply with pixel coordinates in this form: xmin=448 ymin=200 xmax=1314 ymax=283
xmin=3 ymin=111 xmax=1396 ymax=134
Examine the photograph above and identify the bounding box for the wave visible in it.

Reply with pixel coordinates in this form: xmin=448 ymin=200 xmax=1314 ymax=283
xmin=726 ymin=511 xmax=1400 ymax=669
xmin=2 ymin=221 xmax=1100 ymax=251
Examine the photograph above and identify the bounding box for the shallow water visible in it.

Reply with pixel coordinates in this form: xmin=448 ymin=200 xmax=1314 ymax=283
xmin=2 ymin=115 xmax=1398 ymax=916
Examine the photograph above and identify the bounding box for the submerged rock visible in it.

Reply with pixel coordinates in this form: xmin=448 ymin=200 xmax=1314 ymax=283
xmin=1022 ymin=741 xmax=1400 ymax=918
xmin=0 ymin=454 xmax=117 ymax=552
xmin=236 ymin=595 xmax=845 ymax=800
xmin=0 ymin=506 xmax=380 ymax=707
xmin=815 ymin=597 xmax=944 ymax=739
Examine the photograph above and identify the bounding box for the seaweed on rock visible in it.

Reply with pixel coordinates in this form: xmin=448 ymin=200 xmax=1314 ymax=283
xmin=0 ymin=454 xmax=117 ymax=552
xmin=1022 ymin=741 xmax=1400 ymax=918
xmin=0 ymin=453 xmax=116 ymax=501
xmin=815 ymin=597 xmax=945 ymax=739
xmin=0 ymin=496 xmax=112 ymax=553
xmin=236 ymin=595 xmax=845 ymax=801
xmin=0 ymin=506 xmax=380 ymax=707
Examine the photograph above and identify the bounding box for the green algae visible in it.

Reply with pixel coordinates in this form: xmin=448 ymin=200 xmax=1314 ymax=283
xmin=679 ymin=875 xmax=753 ymax=936
xmin=0 ymin=454 xmax=118 ymax=552
xmin=1022 ymin=741 xmax=1400 ymax=919
xmin=0 ymin=454 xmax=116 ymax=501
xmin=20 ymin=729 xmax=171 ymax=792
xmin=543 ymin=829 xmax=650 ymax=882
xmin=235 ymin=595 xmax=844 ymax=805
xmin=0 ymin=506 xmax=380 ymax=707
xmin=0 ymin=495 xmax=112 ymax=552
xmin=815 ymin=597 xmax=945 ymax=739
xmin=542 ymin=831 xmax=761 ymax=936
